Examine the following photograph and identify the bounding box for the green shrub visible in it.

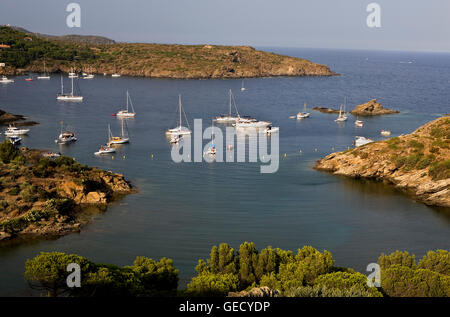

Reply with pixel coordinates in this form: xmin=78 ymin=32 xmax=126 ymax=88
xmin=416 ymin=154 xmax=435 ymax=170
xmin=186 ymin=272 xmax=239 ymax=296
xmin=428 ymin=160 xmax=450 ymax=180
xmin=378 ymin=250 xmax=416 ymax=270
xmin=418 ymin=250 xmax=450 ymax=275
xmin=0 ymin=140 xmax=21 ymax=163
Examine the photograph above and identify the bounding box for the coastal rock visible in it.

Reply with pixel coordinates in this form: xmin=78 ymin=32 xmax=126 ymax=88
xmin=350 ymin=99 xmax=399 ymax=116
xmin=314 ymin=117 xmax=450 ymax=208
xmin=228 ymin=287 xmax=280 ymax=297
xmin=84 ymin=191 xmax=107 ymax=204
xmin=312 ymin=107 xmax=341 ymax=114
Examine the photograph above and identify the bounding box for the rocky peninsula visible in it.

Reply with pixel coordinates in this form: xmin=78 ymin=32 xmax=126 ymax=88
xmin=0 ymin=144 xmax=133 ymax=242
xmin=0 ymin=26 xmax=337 ymax=79
xmin=314 ymin=117 xmax=450 ymax=208
xmin=0 ymin=108 xmax=38 ymax=126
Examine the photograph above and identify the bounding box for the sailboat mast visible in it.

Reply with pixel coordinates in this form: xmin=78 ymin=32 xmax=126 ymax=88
xmin=229 ymin=89 xmax=232 ymax=116
xmin=126 ymin=90 xmax=129 ymax=112
xmin=179 ymin=95 xmax=182 ymax=128
xmin=71 ymin=76 xmax=74 ymax=96
xmin=121 ymin=119 xmax=124 ymax=137
xmin=60 ymin=75 xmax=64 ymax=94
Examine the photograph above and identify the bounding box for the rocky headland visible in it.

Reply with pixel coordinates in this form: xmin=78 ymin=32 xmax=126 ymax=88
xmin=0 ymin=109 xmax=38 ymax=126
xmin=350 ymin=99 xmax=399 ymax=116
xmin=0 ymin=145 xmax=133 ymax=242
xmin=314 ymin=117 xmax=450 ymax=208
xmin=0 ymin=26 xmax=338 ymax=79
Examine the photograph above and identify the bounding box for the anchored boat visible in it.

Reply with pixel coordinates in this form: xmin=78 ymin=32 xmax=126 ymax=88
xmin=166 ymin=95 xmax=192 ymax=136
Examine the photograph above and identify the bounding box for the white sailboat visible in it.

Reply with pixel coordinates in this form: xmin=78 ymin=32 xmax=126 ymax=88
xmin=109 ymin=121 xmax=130 ymax=144
xmin=240 ymin=79 xmax=246 ymax=91
xmin=55 ymin=121 xmax=77 ymax=144
xmin=37 ymin=60 xmax=50 ymax=80
xmin=166 ymin=95 xmax=192 ymax=136
xmin=205 ymin=119 xmax=217 ymax=155
xmin=94 ymin=126 xmax=116 ymax=155
xmin=68 ymin=67 xmax=78 ymax=78
xmin=215 ymin=89 xmax=239 ymax=123
xmin=57 ymin=75 xmax=83 ymax=101
xmin=335 ymin=104 xmax=348 ymax=122
xmin=111 ymin=63 xmax=121 ymax=77
xmin=297 ymin=102 xmax=310 ymax=119
xmin=0 ymin=76 xmax=14 ymax=83
xmin=116 ymin=90 xmax=136 ymax=117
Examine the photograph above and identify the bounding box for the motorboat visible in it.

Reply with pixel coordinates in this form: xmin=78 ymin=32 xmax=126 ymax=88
xmin=354 ymin=136 xmax=374 ymax=147
xmin=0 ymin=76 xmax=14 ymax=83
xmin=4 ymin=125 xmax=30 ymax=136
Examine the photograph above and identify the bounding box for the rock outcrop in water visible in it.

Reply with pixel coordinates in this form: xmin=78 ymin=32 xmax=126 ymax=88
xmin=0 ymin=109 xmax=38 ymax=126
xmin=350 ymin=99 xmax=399 ymax=116
xmin=312 ymin=107 xmax=341 ymax=114
xmin=0 ymin=148 xmax=133 ymax=242
xmin=314 ymin=117 xmax=450 ymax=208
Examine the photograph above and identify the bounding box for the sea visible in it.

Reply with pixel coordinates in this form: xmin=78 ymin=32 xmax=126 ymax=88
xmin=0 ymin=47 xmax=449 ymax=296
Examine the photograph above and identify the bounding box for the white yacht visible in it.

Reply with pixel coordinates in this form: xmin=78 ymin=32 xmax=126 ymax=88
xmin=0 ymin=76 xmax=14 ymax=83
xmin=166 ymin=95 xmax=192 ymax=136
xmin=215 ymin=89 xmax=240 ymax=123
xmin=234 ymin=118 xmax=272 ymax=129
xmin=57 ymin=75 xmax=83 ymax=101
xmin=94 ymin=144 xmax=116 ymax=155
xmin=4 ymin=125 xmax=30 ymax=136
xmin=381 ymin=130 xmax=391 ymax=136
xmin=335 ymin=105 xmax=348 ymax=122
xmin=116 ymin=90 xmax=136 ymax=117
xmin=355 ymin=119 xmax=364 ymax=127
xmin=354 ymin=136 xmax=374 ymax=147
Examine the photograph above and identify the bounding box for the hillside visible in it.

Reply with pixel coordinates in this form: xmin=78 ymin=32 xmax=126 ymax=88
xmin=0 ymin=144 xmax=133 ymax=242
xmin=0 ymin=26 xmax=337 ymax=78
xmin=314 ymin=117 xmax=450 ymax=207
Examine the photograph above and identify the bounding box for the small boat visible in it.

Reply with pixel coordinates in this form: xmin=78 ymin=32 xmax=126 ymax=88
xmin=4 ymin=125 xmax=30 ymax=136
xmin=37 ymin=60 xmax=51 ymax=79
xmin=68 ymin=68 xmax=78 ymax=78
xmin=111 ymin=64 xmax=120 ymax=77
xmin=108 ymin=121 xmax=130 ymax=144
xmin=215 ymin=89 xmax=239 ymax=123
xmin=55 ymin=122 xmax=77 ymax=144
xmin=206 ymin=119 xmax=217 ymax=155
xmin=241 ymin=79 xmax=246 ymax=91
xmin=264 ymin=126 xmax=279 ymax=134
xmin=94 ymin=144 xmax=116 ymax=155
xmin=0 ymin=76 xmax=14 ymax=83
xmin=355 ymin=119 xmax=364 ymax=127
xmin=381 ymin=130 xmax=391 ymax=136
xmin=82 ymin=66 xmax=95 ymax=79
xmin=169 ymin=135 xmax=182 ymax=144
xmin=335 ymin=105 xmax=348 ymax=122
xmin=166 ymin=95 xmax=192 ymax=136
xmin=42 ymin=151 xmax=61 ymax=158
xmin=116 ymin=90 xmax=136 ymax=117
xmin=57 ymin=75 xmax=83 ymax=101
xmin=25 ymin=76 xmax=33 ymax=81
xmin=297 ymin=102 xmax=310 ymax=119
xmin=354 ymin=136 xmax=374 ymax=147
xmin=234 ymin=119 xmax=272 ymax=129
xmin=8 ymin=136 xmax=22 ymax=145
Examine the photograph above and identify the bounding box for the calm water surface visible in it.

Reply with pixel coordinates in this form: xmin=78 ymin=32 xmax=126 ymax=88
xmin=0 ymin=48 xmax=449 ymax=295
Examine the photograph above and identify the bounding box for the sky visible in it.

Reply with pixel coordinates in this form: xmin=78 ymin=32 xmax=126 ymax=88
xmin=1 ymin=0 xmax=449 ymax=52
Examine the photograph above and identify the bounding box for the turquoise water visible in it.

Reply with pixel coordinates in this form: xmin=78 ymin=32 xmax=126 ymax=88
xmin=0 ymin=48 xmax=449 ymax=295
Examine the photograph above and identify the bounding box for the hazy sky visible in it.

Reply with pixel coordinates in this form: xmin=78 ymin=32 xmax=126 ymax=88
xmin=1 ymin=0 xmax=449 ymax=52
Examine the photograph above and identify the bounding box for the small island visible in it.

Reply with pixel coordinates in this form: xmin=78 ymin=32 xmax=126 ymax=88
xmin=314 ymin=117 xmax=450 ymax=207
xmin=349 ymin=99 xmax=399 ymax=116
xmin=0 ymin=26 xmax=337 ymax=79
xmin=0 ymin=142 xmax=133 ymax=241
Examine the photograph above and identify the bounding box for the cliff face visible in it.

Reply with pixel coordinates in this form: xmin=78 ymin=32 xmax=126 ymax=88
xmin=0 ymin=149 xmax=133 ymax=241
xmin=350 ymin=99 xmax=399 ymax=116
xmin=314 ymin=117 xmax=450 ymax=207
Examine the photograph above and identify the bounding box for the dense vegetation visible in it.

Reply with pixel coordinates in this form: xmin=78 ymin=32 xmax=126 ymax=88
xmin=0 ymin=26 xmax=96 ymax=68
xmin=23 ymin=243 xmax=449 ymax=297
